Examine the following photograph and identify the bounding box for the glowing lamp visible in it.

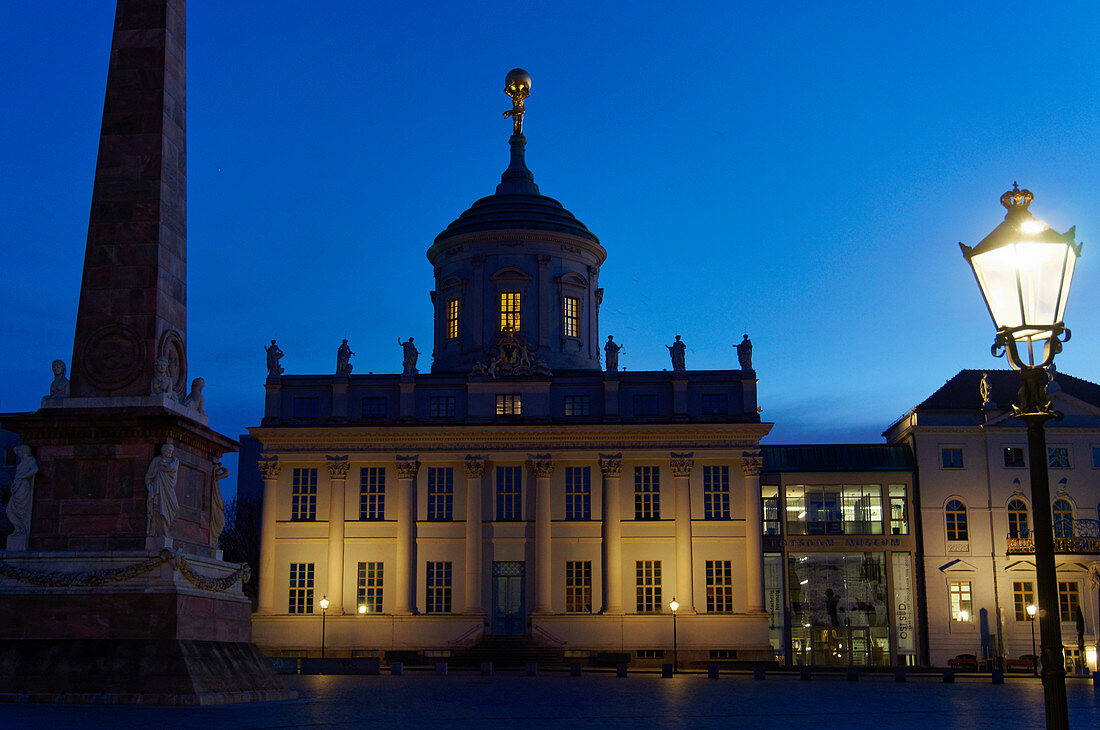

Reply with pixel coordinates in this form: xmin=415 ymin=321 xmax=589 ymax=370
xmin=319 ymin=596 xmax=330 ymax=611
xmin=1027 ymin=603 xmax=1038 ymax=618
xmin=358 ymin=604 xmax=367 ymax=615
xmin=669 ymin=599 xmax=679 ymax=612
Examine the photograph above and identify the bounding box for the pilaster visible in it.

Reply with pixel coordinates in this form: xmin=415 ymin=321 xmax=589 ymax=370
xmin=599 ymin=453 xmax=624 ymax=614
xmin=325 ymin=455 xmax=349 ymax=614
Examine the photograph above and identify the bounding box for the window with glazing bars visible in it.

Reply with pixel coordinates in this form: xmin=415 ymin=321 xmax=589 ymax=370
xmin=564 ymin=395 xmax=590 ymax=416
xmin=291 ymin=468 xmax=318 ymax=521
xmin=361 ymin=397 xmax=387 ymax=418
xmin=496 ymin=466 xmax=522 ymax=520
xmin=427 ymin=467 xmax=453 ymax=521
xmin=359 ymin=467 xmax=385 ymax=520
xmin=634 ymin=466 xmax=660 ymax=520
xmin=563 ymin=296 xmax=579 ymax=337
xmin=429 ymin=396 xmax=455 ymax=417
xmin=447 ymin=298 xmax=460 ymax=339
xmin=500 ymin=291 xmax=521 ymax=332
xmin=288 ymin=562 xmax=314 ymax=614
xmin=496 ymin=394 xmax=521 ymax=415
xmin=1012 ymin=581 xmax=1034 ymax=621
xmin=565 ymin=466 xmax=591 ymax=520
xmin=703 ymin=465 xmax=730 ymax=519
xmin=1048 ymin=447 xmax=1070 ymax=468
xmin=357 ymin=562 xmax=383 ymax=613
xmin=632 ymin=394 xmax=659 ymax=416
xmin=889 ymin=484 xmax=908 ymax=535
xmin=566 ymin=561 xmax=592 ymax=613
xmin=635 ymin=560 xmax=662 ymax=613
xmin=701 ymin=393 xmax=728 ymax=415
xmin=1059 ymin=582 xmax=1079 ymax=622
xmin=945 ymin=499 xmax=968 ymax=540
xmin=1007 ymin=499 xmax=1029 ymax=538
xmin=706 ymin=560 xmax=734 ymax=612
xmin=293 ymin=397 xmax=319 ymax=418
xmin=949 ymin=580 xmax=972 ymax=621
xmin=426 ymin=561 xmax=452 ymax=613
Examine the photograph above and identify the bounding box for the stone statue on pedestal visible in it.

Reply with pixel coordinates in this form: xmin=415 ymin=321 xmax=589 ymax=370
xmin=48 ymin=359 xmax=70 ymax=398
xmin=210 ymin=460 xmax=229 ymax=549
xmin=5 ymin=445 xmax=38 ymax=550
xmin=737 ymin=334 xmax=753 ymax=371
xmin=265 ymin=339 xmax=284 ymax=377
xmin=150 ymin=356 xmax=174 ymax=397
xmin=336 ymin=339 xmax=355 ymax=375
xmin=666 ymin=335 xmax=686 ymax=372
xmin=145 ymin=443 xmax=180 ymax=539
xmin=399 ymin=337 xmax=419 ymax=375
xmin=183 ymin=377 xmax=205 ymax=413
xmin=604 ymin=335 xmax=623 ymax=372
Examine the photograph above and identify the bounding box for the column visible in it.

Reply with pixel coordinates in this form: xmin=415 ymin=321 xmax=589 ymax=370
xmin=670 ymin=452 xmax=695 ymax=612
xmin=599 ymin=453 xmax=624 ymax=614
xmin=325 ymin=455 xmax=349 ymax=614
xmin=257 ymin=456 xmax=281 ymax=614
xmin=464 ymin=455 xmax=486 ymax=614
xmin=394 ymin=455 xmax=420 ymax=615
xmin=742 ymin=451 xmax=766 ymax=613
xmin=529 ymin=454 xmax=554 ymax=614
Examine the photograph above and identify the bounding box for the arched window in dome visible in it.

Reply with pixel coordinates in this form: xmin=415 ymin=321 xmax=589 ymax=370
xmin=1007 ymin=499 xmax=1029 ymax=539
xmin=1052 ymin=499 xmax=1074 ymax=539
xmin=946 ymin=499 xmax=968 ymax=541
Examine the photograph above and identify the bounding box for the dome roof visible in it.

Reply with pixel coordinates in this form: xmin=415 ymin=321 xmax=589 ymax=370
xmin=433 ymin=136 xmax=599 ymax=245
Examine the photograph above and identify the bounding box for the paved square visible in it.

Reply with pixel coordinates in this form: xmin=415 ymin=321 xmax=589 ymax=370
xmin=0 ymin=671 xmax=1097 ymax=729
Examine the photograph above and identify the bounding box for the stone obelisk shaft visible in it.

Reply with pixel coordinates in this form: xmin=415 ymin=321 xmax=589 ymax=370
xmin=69 ymin=0 xmax=188 ymax=398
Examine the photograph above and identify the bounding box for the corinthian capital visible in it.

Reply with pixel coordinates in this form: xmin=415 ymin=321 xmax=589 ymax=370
xmin=326 ymin=455 xmax=350 ymax=479
xmin=258 ymin=455 xmax=281 ymax=480
xmin=527 ymin=454 xmax=554 ymax=478
xmin=464 ymin=455 xmax=486 ymax=479
xmin=741 ymin=451 xmax=763 ymax=477
xmin=669 ymin=452 xmax=695 ymax=477
xmin=598 ymin=453 xmax=623 ymax=477
xmin=395 ymin=455 xmax=420 ymax=480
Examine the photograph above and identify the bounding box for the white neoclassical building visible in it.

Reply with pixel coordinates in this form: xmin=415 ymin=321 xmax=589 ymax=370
xmin=248 ymin=73 xmax=774 ymax=665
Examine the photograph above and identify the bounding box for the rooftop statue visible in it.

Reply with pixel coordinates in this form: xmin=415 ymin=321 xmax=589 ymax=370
xmin=336 ymin=339 xmax=355 ymax=375
xmin=48 ymin=359 xmax=70 ymax=398
xmin=737 ymin=334 xmax=753 ymax=371
xmin=183 ymin=376 xmax=205 ymax=413
xmin=604 ymin=335 xmax=623 ymax=372
xmin=399 ymin=337 xmax=419 ymax=375
xmin=266 ymin=339 xmax=284 ymax=377
xmin=667 ymin=335 xmax=686 ymax=372
xmin=502 ymin=68 xmax=531 ymax=137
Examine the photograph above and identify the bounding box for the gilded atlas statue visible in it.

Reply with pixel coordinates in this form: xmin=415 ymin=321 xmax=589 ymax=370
xmin=503 ymin=68 xmax=532 ymax=136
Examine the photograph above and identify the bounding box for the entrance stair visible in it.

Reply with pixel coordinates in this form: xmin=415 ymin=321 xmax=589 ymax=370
xmin=451 ymin=634 xmax=566 ymax=669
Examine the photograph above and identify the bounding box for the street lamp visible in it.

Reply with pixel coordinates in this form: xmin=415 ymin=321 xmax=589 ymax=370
xmin=669 ymin=598 xmax=680 ymax=672
xmin=319 ymin=595 xmax=330 ymax=659
xmin=960 ymin=183 xmax=1079 ymax=730
xmin=1028 ymin=603 xmax=1039 ymax=677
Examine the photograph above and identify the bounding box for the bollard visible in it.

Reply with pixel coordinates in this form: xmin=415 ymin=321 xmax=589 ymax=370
xmin=435 ymin=662 xmax=448 ymax=676
xmin=616 ymin=663 xmax=628 ymax=678
xmin=800 ymin=667 xmax=812 ymax=681
xmin=661 ymin=663 xmax=673 ymax=678
xmin=391 ymin=661 xmax=403 ymax=676
xmin=992 ymin=668 xmax=1004 ymax=685
xmin=942 ymin=668 xmax=955 ymax=683
xmin=707 ymin=664 xmax=720 ymax=680
xmin=480 ymin=662 xmax=492 ymax=676
xmin=846 ymin=667 xmax=859 ymax=682
xmin=894 ymin=667 xmax=906 ymax=683
xmin=570 ymin=661 xmax=582 ymax=677
xmin=753 ymin=665 xmax=766 ymax=680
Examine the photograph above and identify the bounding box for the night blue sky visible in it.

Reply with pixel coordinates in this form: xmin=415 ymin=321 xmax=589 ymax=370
xmin=2 ymin=2 xmax=1099 ymax=498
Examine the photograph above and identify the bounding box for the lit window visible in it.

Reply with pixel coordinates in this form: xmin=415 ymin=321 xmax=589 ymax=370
xmin=426 ymin=562 xmax=452 ymax=614
xmin=889 ymin=484 xmax=908 ymax=535
xmin=291 ymin=468 xmax=318 ymax=521
xmin=447 ymin=298 xmax=460 ymax=340
xmin=632 ymin=394 xmax=659 ymax=416
xmin=945 ymin=499 xmax=968 ymax=541
xmin=565 ymin=561 xmax=592 ymax=613
xmin=563 ymin=296 xmax=579 ymax=338
xmin=1012 ymin=581 xmax=1034 ymax=621
xmin=1052 ymin=499 xmax=1074 ymax=539
xmin=496 ymin=466 xmax=522 ymax=521
xmin=1003 ymin=447 xmax=1025 ymax=468
xmin=288 ymin=563 xmax=315 ymax=614
xmin=634 ymin=466 xmax=660 ymax=520
xmin=701 ymin=394 xmax=728 ymax=415
xmin=706 ymin=560 xmax=734 ymax=613
xmin=703 ymin=465 xmax=730 ymax=520
xmin=1058 ymin=581 xmax=1079 ymax=622
xmin=429 ymin=396 xmax=455 ymax=418
xmin=941 ymin=447 xmax=964 ymax=469
xmin=357 ymin=562 xmax=383 ymax=613
xmin=1048 ymin=447 xmax=1070 ymax=468
xmin=495 ymin=394 xmax=521 ymax=415
xmin=1007 ymin=499 xmax=1029 ymax=538
xmin=293 ymin=397 xmax=319 ymax=418
xmin=500 ymin=291 xmax=521 ymax=332
xmin=359 ymin=467 xmax=385 ymax=521
xmin=361 ymin=397 xmax=387 ymax=418
xmin=427 ymin=467 xmax=454 ymax=521
xmin=635 ymin=560 xmax=662 ymax=613
xmin=949 ymin=580 xmax=972 ymax=622
xmin=564 ymin=395 xmax=590 ymax=416
xmin=565 ymin=466 xmax=591 ymax=520
xmin=762 ymin=485 xmax=780 ymax=535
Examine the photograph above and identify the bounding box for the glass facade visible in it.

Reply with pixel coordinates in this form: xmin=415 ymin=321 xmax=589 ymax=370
xmin=785 ymin=484 xmax=883 ymax=535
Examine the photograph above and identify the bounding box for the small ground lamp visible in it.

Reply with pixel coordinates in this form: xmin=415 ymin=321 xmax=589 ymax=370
xmin=960 ymin=183 xmax=1079 ymax=730
xmin=319 ymin=595 xmax=330 ymax=659
xmin=669 ymin=598 xmax=680 ymax=672
xmin=1027 ymin=603 xmax=1039 ymax=676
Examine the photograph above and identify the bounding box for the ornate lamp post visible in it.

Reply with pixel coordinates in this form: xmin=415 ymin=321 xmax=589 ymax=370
xmin=669 ymin=598 xmax=680 ymax=672
xmin=1028 ymin=603 xmax=1039 ymax=676
xmin=319 ymin=595 xmax=330 ymax=659
xmin=960 ymin=183 xmax=1079 ymax=730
